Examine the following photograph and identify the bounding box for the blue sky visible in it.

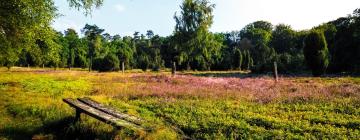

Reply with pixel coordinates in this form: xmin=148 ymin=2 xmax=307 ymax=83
xmin=52 ymin=0 xmax=360 ymax=37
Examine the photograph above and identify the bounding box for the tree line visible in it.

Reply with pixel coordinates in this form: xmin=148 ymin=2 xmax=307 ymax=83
xmin=1 ymin=0 xmax=359 ymax=76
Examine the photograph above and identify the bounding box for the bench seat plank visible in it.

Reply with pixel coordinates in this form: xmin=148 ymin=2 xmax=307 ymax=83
xmin=63 ymin=98 xmax=144 ymax=131
xmin=77 ymin=97 xmax=143 ymax=125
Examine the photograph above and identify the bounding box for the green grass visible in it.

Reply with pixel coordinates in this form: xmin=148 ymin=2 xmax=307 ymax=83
xmin=0 ymin=68 xmax=359 ymax=139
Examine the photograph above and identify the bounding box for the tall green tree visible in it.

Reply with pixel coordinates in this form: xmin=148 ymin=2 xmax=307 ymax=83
xmin=149 ymin=35 xmax=165 ymax=71
xmin=239 ymin=21 xmax=275 ymax=73
xmin=173 ymin=0 xmax=221 ymax=70
xmin=353 ymin=8 xmax=360 ymax=72
xmin=0 ymin=0 xmax=57 ymax=69
xmin=0 ymin=0 xmax=103 ymax=69
xmin=64 ymin=29 xmax=82 ymax=69
xmin=328 ymin=8 xmax=360 ymax=73
xmin=211 ymin=33 xmax=231 ymax=70
xmin=270 ymin=24 xmax=296 ymax=54
xmin=111 ymin=36 xmax=134 ymax=69
xmin=82 ymin=24 xmax=104 ymax=71
xmin=146 ymin=30 xmax=154 ymax=39
xmin=304 ymin=30 xmax=329 ymax=76
xmin=240 ymin=21 xmax=273 ymax=38
xmin=270 ymin=24 xmax=306 ymax=73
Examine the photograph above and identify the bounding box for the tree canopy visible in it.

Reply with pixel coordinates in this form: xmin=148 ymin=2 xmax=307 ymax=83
xmin=173 ymin=0 xmax=221 ymax=70
xmin=304 ymin=30 xmax=329 ymax=76
xmin=67 ymin=0 xmax=104 ymax=15
xmin=0 ymin=0 xmax=359 ymax=75
xmin=0 ymin=0 xmax=57 ymax=68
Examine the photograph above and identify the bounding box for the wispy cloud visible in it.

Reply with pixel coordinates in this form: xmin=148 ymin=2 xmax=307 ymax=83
xmin=114 ymin=4 xmax=126 ymax=13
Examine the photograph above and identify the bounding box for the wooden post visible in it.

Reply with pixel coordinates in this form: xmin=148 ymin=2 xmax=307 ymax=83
xmin=27 ymin=64 xmax=30 ymax=69
xmin=273 ymin=62 xmax=278 ymax=82
xmin=172 ymin=62 xmax=176 ymax=76
xmin=89 ymin=57 xmax=92 ymax=72
xmin=74 ymin=108 xmax=81 ymax=123
xmin=122 ymin=61 xmax=125 ymax=73
xmin=42 ymin=64 xmax=45 ymax=69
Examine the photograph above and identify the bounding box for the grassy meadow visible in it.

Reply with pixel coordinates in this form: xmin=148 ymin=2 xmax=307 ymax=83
xmin=0 ymin=67 xmax=359 ymax=139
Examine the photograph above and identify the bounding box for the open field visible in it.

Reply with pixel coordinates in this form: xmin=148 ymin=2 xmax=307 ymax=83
xmin=0 ymin=68 xmax=360 ymax=139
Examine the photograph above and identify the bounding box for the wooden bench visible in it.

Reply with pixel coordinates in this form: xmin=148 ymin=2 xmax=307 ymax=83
xmin=63 ymin=97 xmax=146 ymax=131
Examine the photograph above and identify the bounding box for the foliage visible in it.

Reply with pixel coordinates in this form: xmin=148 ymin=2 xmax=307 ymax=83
xmin=303 ymin=30 xmax=329 ymax=76
xmin=113 ymin=36 xmax=134 ymax=69
xmin=233 ymin=49 xmax=243 ymax=70
xmin=325 ymin=9 xmax=360 ymax=73
xmin=270 ymin=24 xmax=297 ymax=54
xmin=67 ymin=0 xmax=104 ymax=15
xmin=82 ymin=24 xmax=105 ymax=71
xmin=0 ymin=0 xmax=57 ymax=69
xmin=173 ymin=0 xmax=221 ymax=70
xmin=0 ymin=0 xmax=359 ymax=75
xmin=92 ymin=54 xmax=120 ymax=72
xmin=240 ymin=20 xmax=273 ymax=38
xmin=64 ymin=29 xmax=82 ymax=68
xmin=270 ymin=24 xmax=305 ymax=73
xmin=238 ymin=22 xmax=276 ymax=73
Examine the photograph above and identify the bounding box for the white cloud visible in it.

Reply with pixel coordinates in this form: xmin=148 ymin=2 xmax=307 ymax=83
xmin=114 ymin=4 xmax=126 ymax=13
xmin=52 ymin=18 xmax=81 ymax=33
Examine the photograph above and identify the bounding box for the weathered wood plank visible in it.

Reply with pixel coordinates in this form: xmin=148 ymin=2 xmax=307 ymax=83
xmin=77 ymin=97 xmax=143 ymax=125
xmin=63 ymin=98 xmax=144 ymax=131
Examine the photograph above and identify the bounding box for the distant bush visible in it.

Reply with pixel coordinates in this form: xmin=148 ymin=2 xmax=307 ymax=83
xmin=92 ymin=54 xmax=120 ymax=72
xmin=276 ymin=53 xmax=306 ymax=73
xmin=138 ymin=55 xmax=150 ymax=72
xmin=304 ymin=30 xmax=329 ymax=76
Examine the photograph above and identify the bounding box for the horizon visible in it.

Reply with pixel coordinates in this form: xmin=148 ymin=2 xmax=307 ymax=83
xmin=53 ymin=0 xmax=360 ymax=36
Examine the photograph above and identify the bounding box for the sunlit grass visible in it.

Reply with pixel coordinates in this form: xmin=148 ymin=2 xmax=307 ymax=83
xmin=0 ymin=68 xmax=359 ymax=139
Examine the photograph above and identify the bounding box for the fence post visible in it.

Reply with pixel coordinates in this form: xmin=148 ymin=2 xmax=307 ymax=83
xmin=122 ymin=61 xmax=125 ymax=73
xmin=273 ymin=62 xmax=278 ymax=82
xmin=172 ymin=62 xmax=176 ymax=76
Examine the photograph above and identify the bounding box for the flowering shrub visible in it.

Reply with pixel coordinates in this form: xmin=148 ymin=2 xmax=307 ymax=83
xmin=0 ymin=70 xmax=359 ymax=139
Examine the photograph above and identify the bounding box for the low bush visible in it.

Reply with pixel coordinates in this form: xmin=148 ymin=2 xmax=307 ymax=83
xmin=92 ymin=54 xmax=120 ymax=72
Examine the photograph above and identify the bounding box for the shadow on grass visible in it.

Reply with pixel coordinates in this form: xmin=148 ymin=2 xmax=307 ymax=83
xmin=0 ymin=116 xmax=115 ymax=140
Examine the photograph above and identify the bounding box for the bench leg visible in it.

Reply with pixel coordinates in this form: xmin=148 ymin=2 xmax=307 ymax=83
xmin=74 ymin=108 xmax=81 ymax=123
